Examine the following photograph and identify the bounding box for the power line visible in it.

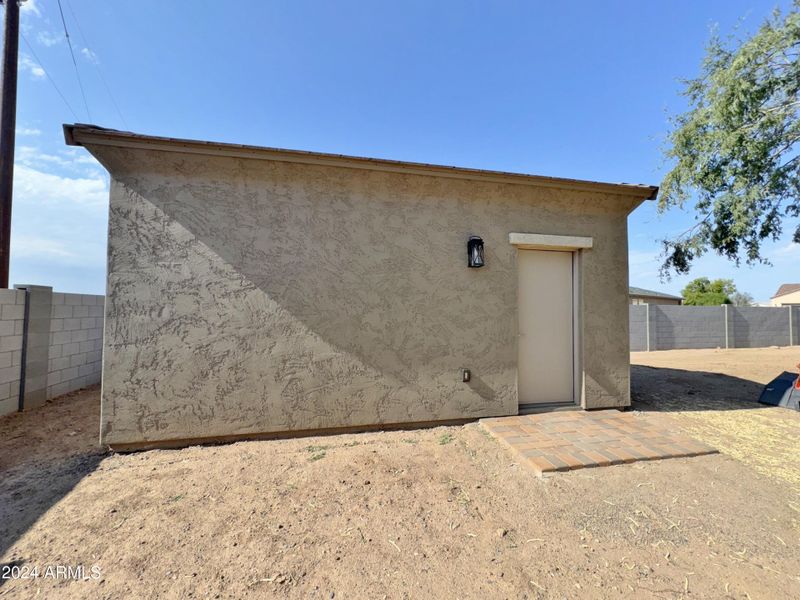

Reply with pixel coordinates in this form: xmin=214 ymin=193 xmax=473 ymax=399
xmin=20 ymin=32 xmax=79 ymax=120
xmin=56 ymin=0 xmax=91 ymax=121
xmin=64 ymin=0 xmax=128 ymax=129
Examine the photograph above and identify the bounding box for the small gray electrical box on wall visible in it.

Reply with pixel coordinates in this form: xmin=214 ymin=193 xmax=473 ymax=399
xmin=461 ymin=368 xmax=471 ymax=382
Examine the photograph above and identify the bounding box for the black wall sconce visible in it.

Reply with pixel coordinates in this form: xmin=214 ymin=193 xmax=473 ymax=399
xmin=467 ymin=236 xmax=484 ymax=268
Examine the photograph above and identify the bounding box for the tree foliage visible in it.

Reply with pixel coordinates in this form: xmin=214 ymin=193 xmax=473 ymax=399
xmin=681 ymin=277 xmax=736 ymax=305
xmin=660 ymin=3 xmax=800 ymax=275
xmin=730 ymin=291 xmax=755 ymax=306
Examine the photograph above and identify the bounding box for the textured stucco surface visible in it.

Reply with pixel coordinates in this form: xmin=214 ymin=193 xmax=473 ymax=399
xmin=87 ymin=144 xmax=641 ymax=447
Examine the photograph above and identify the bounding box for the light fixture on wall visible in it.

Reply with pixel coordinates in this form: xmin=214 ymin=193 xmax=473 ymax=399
xmin=467 ymin=236 xmax=484 ymax=268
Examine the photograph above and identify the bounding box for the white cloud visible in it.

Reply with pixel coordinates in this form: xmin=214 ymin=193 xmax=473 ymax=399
xmin=17 ymin=146 xmax=80 ymax=169
xmin=16 ymin=127 xmax=42 ymax=136
xmin=628 ymin=250 xmax=659 ymax=266
xmin=36 ymin=30 xmax=62 ymax=47
xmin=14 ymin=164 xmax=108 ymax=208
xmin=9 ymin=152 xmax=109 ymax=277
xmin=20 ymin=54 xmax=45 ymax=79
xmin=12 ymin=235 xmax=78 ymax=260
xmin=18 ymin=145 xmax=69 ymax=166
xmin=21 ymin=0 xmax=41 ymax=17
xmin=80 ymin=47 xmax=99 ymax=64
xmin=773 ymin=242 xmax=799 ymax=257
xmin=16 ymin=146 xmax=103 ymax=180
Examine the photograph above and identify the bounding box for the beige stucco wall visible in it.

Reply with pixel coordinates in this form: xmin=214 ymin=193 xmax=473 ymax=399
xmin=772 ymin=289 xmax=800 ymax=306
xmin=87 ymin=144 xmax=642 ymax=448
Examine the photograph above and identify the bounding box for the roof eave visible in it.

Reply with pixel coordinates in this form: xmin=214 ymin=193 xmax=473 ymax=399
xmin=634 ymin=294 xmax=682 ymax=300
xmin=64 ymin=124 xmax=659 ymax=201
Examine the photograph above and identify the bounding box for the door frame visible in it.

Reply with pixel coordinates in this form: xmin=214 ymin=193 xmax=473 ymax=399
xmin=509 ymin=233 xmax=592 ymax=410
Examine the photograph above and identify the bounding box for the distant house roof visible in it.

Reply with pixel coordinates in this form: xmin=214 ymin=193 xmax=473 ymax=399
xmin=772 ymin=283 xmax=800 ymax=299
xmin=629 ymin=286 xmax=682 ymax=300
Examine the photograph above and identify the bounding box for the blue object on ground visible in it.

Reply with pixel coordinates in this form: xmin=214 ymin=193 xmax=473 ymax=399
xmin=758 ymin=371 xmax=800 ymax=411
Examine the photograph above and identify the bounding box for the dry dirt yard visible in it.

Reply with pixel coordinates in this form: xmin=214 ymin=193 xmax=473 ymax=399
xmin=632 ymin=347 xmax=800 ymax=496
xmin=1 ymin=348 xmax=799 ymax=599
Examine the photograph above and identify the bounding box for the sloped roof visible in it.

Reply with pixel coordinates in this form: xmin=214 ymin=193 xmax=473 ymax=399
xmin=629 ymin=286 xmax=682 ymax=300
xmin=772 ymin=283 xmax=800 ymax=298
xmin=63 ymin=124 xmax=659 ymax=200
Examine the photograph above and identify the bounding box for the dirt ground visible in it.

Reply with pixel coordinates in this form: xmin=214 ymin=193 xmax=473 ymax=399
xmin=0 ymin=387 xmax=104 ymax=473
xmin=1 ymin=348 xmax=799 ymax=599
xmin=632 ymin=347 xmax=800 ymax=496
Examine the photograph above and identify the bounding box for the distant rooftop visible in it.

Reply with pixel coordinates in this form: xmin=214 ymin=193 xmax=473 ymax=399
xmin=772 ymin=283 xmax=800 ymax=299
xmin=629 ymin=286 xmax=682 ymax=300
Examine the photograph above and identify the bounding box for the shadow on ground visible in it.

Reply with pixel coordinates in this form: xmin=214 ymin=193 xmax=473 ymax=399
xmin=631 ymin=364 xmax=767 ymax=412
xmin=0 ymin=452 xmax=105 ymax=580
xmin=0 ymin=386 xmax=106 ymax=576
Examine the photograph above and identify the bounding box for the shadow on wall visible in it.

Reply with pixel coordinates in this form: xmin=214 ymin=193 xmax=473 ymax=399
xmin=0 ymin=453 xmax=105 ymax=575
xmin=104 ymin=162 xmax=525 ymax=437
xmin=729 ymin=306 xmax=791 ymax=349
xmin=631 ymin=365 xmax=766 ymax=412
xmin=142 ymin=168 xmax=511 ymax=384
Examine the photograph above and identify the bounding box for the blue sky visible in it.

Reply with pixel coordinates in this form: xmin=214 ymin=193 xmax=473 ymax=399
xmin=13 ymin=0 xmax=799 ymax=299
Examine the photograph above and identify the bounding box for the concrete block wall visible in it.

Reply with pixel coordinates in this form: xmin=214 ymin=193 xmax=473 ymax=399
xmin=795 ymin=307 xmax=800 ymax=345
xmin=629 ymin=305 xmax=647 ymax=351
xmin=654 ymin=305 xmax=726 ymax=350
xmin=0 ymin=287 xmax=104 ymax=418
xmin=21 ymin=285 xmax=54 ymax=409
xmin=729 ymin=306 xmax=791 ymax=348
xmin=0 ymin=289 xmax=26 ymax=416
xmin=631 ymin=304 xmax=800 ymax=351
xmin=48 ymin=293 xmax=104 ymax=400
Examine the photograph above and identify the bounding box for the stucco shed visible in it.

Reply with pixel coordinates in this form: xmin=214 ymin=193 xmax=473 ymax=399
xmin=65 ymin=124 xmax=657 ymax=450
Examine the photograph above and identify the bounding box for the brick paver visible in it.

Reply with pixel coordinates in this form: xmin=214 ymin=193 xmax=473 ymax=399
xmin=481 ymin=410 xmax=717 ymax=476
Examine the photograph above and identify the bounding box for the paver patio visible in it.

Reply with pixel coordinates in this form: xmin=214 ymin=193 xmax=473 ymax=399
xmin=481 ymin=409 xmax=717 ymax=476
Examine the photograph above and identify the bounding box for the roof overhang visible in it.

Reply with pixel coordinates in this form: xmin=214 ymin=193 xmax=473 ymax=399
xmin=64 ymin=124 xmax=659 ymax=201
xmin=771 ymin=286 xmax=800 ymax=299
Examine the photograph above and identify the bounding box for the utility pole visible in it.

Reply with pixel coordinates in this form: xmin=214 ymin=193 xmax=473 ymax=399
xmin=0 ymin=0 xmax=21 ymax=288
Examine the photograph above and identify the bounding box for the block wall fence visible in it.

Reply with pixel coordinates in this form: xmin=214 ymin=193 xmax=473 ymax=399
xmin=4 ymin=292 xmax=796 ymax=413
xmin=0 ymin=285 xmax=104 ymax=417
xmin=630 ymin=304 xmax=800 ymax=352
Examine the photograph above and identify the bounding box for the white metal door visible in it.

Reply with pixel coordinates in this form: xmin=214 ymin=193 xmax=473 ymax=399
xmin=517 ymin=249 xmax=574 ymax=405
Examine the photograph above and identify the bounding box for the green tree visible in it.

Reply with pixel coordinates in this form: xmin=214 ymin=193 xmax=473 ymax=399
xmin=660 ymin=3 xmax=800 ymax=275
xmin=681 ymin=277 xmax=736 ymax=305
xmin=730 ymin=291 xmax=755 ymax=306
